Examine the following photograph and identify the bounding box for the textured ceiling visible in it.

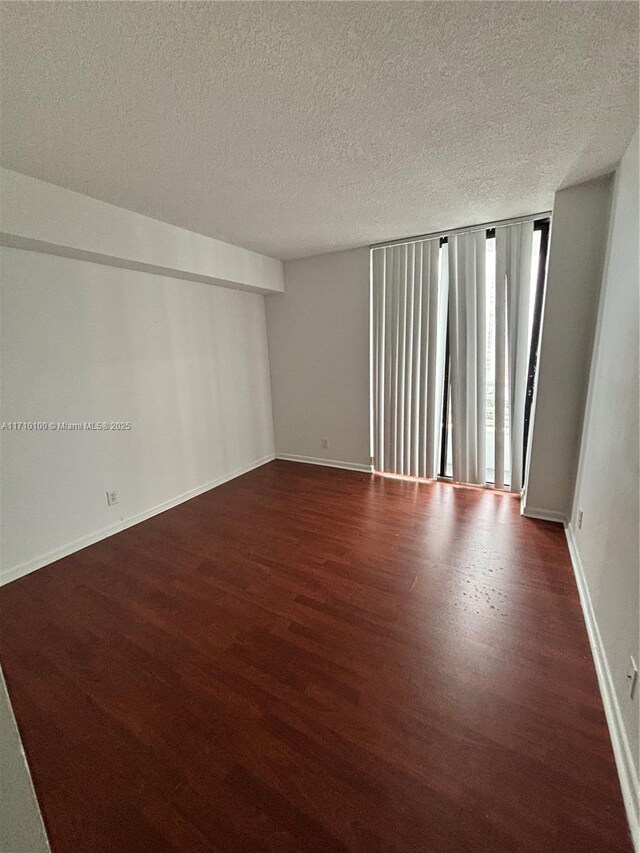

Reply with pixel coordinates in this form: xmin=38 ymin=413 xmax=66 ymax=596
xmin=1 ymin=2 xmax=638 ymax=260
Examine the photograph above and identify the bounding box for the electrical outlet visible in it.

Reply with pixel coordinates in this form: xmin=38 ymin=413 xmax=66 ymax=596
xmin=578 ymin=508 xmax=584 ymax=529
xmin=321 ymin=438 xmax=329 ymax=449
xmin=106 ymin=490 xmax=119 ymax=507
xmin=627 ymin=656 xmax=638 ymax=700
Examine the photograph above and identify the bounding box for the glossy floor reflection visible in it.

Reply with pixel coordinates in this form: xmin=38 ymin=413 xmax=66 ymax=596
xmin=0 ymin=461 xmax=631 ymax=852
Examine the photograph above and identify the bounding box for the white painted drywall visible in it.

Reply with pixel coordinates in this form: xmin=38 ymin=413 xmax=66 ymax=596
xmin=0 ymin=169 xmax=284 ymax=294
xmin=0 ymin=247 xmax=275 ymax=583
xmin=0 ymin=669 xmax=50 ymax=852
xmin=265 ymin=248 xmax=371 ymax=469
xmin=524 ymin=174 xmax=613 ymax=519
xmin=568 ymin=132 xmax=639 ymax=836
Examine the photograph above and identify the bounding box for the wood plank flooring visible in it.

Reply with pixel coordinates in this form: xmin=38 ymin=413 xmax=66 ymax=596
xmin=0 ymin=460 xmax=631 ymax=852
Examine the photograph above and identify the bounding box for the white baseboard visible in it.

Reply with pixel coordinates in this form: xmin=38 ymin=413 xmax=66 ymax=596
xmin=0 ymin=453 xmax=276 ymax=588
xmin=521 ymin=504 xmax=567 ymax=524
xmin=276 ymin=453 xmax=373 ymax=474
xmin=565 ymin=523 xmax=639 ymax=851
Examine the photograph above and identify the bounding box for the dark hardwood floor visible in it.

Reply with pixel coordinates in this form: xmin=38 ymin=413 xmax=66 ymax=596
xmin=0 ymin=460 xmax=631 ymax=852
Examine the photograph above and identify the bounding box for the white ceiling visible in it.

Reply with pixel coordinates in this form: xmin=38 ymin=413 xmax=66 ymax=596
xmin=1 ymin=2 xmax=638 ymax=260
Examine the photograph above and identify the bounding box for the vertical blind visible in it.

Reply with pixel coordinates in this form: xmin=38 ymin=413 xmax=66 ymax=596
xmin=370 ymin=239 xmax=448 ymax=478
xmin=501 ymin=222 xmax=533 ymax=492
xmin=448 ymin=231 xmax=487 ymax=486
xmin=371 ymin=219 xmax=539 ymax=492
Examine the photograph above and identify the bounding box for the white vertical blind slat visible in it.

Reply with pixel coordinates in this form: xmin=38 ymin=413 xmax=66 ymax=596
xmin=433 ymin=243 xmax=449 ymax=478
xmin=418 ymin=241 xmax=431 ymax=477
xmin=474 ymin=231 xmax=487 ymax=484
xmin=464 ymin=236 xmax=477 ymax=483
xmin=398 ymin=246 xmax=409 ymax=474
xmin=371 ymin=250 xmax=380 ymax=466
xmin=391 ymin=246 xmax=400 ymax=473
xmin=410 ymin=243 xmax=423 ymax=477
xmin=425 ymin=239 xmax=441 ymax=478
xmin=448 ymin=236 xmax=461 ymax=481
xmin=494 ymin=229 xmax=507 ymax=490
xmin=403 ymin=245 xmax=415 ymax=476
xmin=507 ymin=222 xmax=533 ymax=492
xmin=378 ymin=252 xmax=386 ymax=471
xmin=383 ymin=247 xmax=394 ymax=472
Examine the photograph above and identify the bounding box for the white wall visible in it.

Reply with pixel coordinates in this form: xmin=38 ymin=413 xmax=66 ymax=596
xmin=0 ymin=248 xmax=275 ymax=583
xmin=524 ymin=174 xmax=613 ymax=520
xmin=0 ymin=169 xmax=284 ymax=294
xmin=0 ymin=669 xmax=49 ymax=852
xmin=567 ymin=132 xmax=639 ymax=843
xmin=266 ymin=248 xmax=371 ymax=470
